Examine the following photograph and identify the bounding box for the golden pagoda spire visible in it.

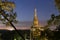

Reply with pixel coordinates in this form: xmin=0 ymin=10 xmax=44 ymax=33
xmin=33 ymin=8 xmax=39 ymax=27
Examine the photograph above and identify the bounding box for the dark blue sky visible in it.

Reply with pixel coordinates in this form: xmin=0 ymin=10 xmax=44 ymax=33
xmin=13 ymin=0 xmax=59 ymax=21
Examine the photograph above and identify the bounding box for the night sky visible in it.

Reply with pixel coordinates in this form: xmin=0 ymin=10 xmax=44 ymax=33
xmin=13 ymin=0 xmax=59 ymax=22
xmin=0 ymin=0 xmax=59 ymax=30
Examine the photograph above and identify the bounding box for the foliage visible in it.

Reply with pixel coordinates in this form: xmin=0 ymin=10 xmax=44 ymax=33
xmin=44 ymin=14 xmax=60 ymax=40
xmin=55 ymin=0 xmax=60 ymax=12
xmin=0 ymin=10 xmax=18 ymax=26
xmin=40 ymin=0 xmax=60 ymax=40
xmin=0 ymin=0 xmax=17 ymax=26
xmin=0 ymin=0 xmax=25 ymax=40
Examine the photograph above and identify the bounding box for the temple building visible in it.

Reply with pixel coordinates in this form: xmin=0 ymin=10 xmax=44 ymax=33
xmin=30 ymin=8 xmax=43 ymax=40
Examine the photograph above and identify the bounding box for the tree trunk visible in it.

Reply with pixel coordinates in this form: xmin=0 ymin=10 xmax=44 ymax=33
xmin=0 ymin=10 xmax=25 ymax=40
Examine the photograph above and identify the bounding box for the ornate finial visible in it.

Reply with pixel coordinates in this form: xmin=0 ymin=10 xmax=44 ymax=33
xmin=34 ymin=8 xmax=37 ymax=16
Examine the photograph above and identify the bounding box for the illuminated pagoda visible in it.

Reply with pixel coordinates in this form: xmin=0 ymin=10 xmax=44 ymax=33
xmin=30 ymin=8 xmax=42 ymax=40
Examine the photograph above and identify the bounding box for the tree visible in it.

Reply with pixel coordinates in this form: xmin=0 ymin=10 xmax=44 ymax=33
xmin=55 ymin=0 xmax=60 ymax=13
xmin=41 ymin=0 xmax=60 ymax=40
xmin=44 ymin=14 xmax=56 ymax=30
xmin=0 ymin=0 xmax=25 ymax=40
xmin=55 ymin=0 xmax=60 ymax=28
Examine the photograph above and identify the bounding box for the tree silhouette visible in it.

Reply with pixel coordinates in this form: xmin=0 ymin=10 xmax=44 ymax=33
xmin=0 ymin=0 xmax=25 ymax=40
xmin=55 ymin=0 xmax=60 ymax=13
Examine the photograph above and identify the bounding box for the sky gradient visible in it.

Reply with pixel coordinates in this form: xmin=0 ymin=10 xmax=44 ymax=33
xmin=12 ymin=0 xmax=59 ymax=21
xmin=0 ymin=0 xmax=59 ymax=30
